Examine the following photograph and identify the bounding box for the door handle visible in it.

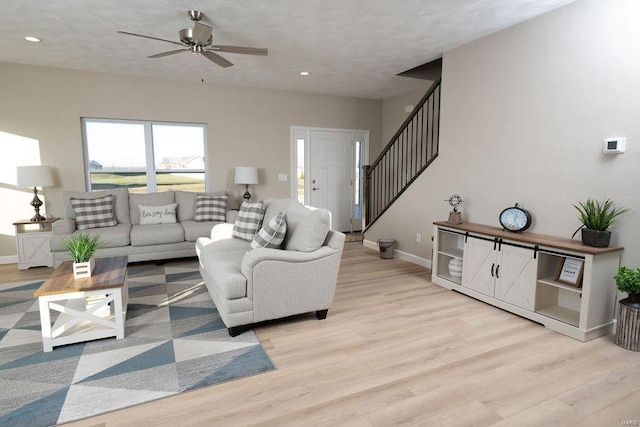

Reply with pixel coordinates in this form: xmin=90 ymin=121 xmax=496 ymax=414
xmin=491 ymin=263 xmax=495 ymax=277
xmin=312 ymin=187 xmax=320 ymax=191
xmin=495 ymin=265 xmax=500 ymax=279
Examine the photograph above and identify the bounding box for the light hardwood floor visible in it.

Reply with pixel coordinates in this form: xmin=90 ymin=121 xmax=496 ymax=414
xmin=3 ymin=243 xmax=639 ymax=426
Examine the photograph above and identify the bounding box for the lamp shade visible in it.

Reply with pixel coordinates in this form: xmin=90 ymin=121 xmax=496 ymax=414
xmin=16 ymin=165 xmax=54 ymax=188
xmin=234 ymin=166 xmax=259 ymax=185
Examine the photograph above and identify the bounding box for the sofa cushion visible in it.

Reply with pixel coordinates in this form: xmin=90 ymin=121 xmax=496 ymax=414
xmin=263 ymin=198 xmax=298 ymax=225
xmin=183 ymin=220 xmax=223 ymax=242
xmin=250 ymin=212 xmax=286 ymax=250
xmin=139 ymin=203 xmax=177 ymax=225
xmin=175 ymin=190 xmax=228 ymax=221
xmin=195 ymin=193 xmax=228 ymax=222
xmin=130 ymin=223 xmax=185 ymax=246
xmin=199 ymin=250 xmax=248 ymax=299
xmin=63 ymin=188 xmax=130 ymax=225
xmin=232 ymin=201 xmax=265 ymax=241
xmin=283 ymin=205 xmax=330 ymax=252
xmin=70 ymin=195 xmax=118 ymax=230
xmin=130 ymin=192 xmax=175 ymax=225
xmin=50 ymin=223 xmax=131 ymax=251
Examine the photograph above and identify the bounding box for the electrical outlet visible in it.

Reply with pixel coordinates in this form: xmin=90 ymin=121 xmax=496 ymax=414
xmin=415 ymin=233 xmax=421 ymax=243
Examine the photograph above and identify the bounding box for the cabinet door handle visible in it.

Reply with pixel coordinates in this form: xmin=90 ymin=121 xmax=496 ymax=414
xmin=491 ymin=263 xmax=495 ymax=277
xmin=496 ymin=264 xmax=500 ymax=279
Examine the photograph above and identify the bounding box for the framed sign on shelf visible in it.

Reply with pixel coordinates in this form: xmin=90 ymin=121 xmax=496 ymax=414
xmin=556 ymin=257 xmax=585 ymax=288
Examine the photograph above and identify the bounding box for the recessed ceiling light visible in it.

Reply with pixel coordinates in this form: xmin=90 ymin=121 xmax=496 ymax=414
xmin=300 ymin=71 xmax=310 ymax=76
xmin=382 ymin=88 xmax=392 ymax=92
xmin=25 ymin=36 xmax=41 ymax=43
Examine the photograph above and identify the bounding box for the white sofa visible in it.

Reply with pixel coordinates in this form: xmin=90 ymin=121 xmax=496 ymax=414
xmin=196 ymin=198 xmax=346 ymax=336
xmin=51 ymin=188 xmax=238 ymax=267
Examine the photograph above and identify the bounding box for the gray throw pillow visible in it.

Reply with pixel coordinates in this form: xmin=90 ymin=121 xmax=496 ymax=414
xmin=70 ymin=195 xmax=118 ymax=230
xmin=250 ymin=212 xmax=287 ymax=250
xmin=232 ymin=201 xmax=265 ymax=241
xmin=194 ymin=193 xmax=228 ymax=222
xmin=284 ymin=205 xmax=330 ymax=251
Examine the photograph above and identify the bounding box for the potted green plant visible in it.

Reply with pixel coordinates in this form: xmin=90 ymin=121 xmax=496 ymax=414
xmin=613 ymin=266 xmax=640 ymax=351
xmin=572 ymin=198 xmax=628 ymax=247
xmin=61 ymin=233 xmax=103 ymax=279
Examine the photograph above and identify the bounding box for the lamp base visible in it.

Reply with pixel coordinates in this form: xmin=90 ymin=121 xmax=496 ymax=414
xmin=30 ymin=187 xmax=46 ymax=222
xmin=243 ymin=184 xmax=251 ymax=201
xmin=30 ymin=213 xmax=46 ymax=222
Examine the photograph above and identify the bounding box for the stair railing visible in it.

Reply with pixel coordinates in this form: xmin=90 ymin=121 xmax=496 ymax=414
xmin=363 ymin=78 xmax=441 ymax=230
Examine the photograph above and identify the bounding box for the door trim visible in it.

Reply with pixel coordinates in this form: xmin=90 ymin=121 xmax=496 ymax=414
xmin=290 ymin=126 xmax=370 ymax=227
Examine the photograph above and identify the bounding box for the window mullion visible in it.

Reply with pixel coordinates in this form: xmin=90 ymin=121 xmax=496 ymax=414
xmin=145 ymin=122 xmax=156 ymax=192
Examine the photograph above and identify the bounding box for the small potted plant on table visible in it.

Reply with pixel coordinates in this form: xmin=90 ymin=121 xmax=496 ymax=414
xmin=572 ymin=198 xmax=628 ymax=247
xmin=614 ymin=266 xmax=640 ymax=351
xmin=61 ymin=233 xmax=103 ymax=279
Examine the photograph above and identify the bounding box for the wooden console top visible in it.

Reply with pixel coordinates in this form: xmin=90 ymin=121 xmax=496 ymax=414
xmin=434 ymin=221 xmax=623 ymax=255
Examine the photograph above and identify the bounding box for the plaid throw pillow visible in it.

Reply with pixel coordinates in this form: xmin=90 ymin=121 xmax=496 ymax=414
xmin=232 ymin=201 xmax=265 ymax=241
xmin=195 ymin=193 xmax=228 ymax=222
xmin=250 ymin=212 xmax=287 ymax=250
xmin=70 ymin=195 xmax=117 ymax=230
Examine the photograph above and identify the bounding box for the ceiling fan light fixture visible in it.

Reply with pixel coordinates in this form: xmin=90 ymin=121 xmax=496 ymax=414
xmin=25 ymin=36 xmax=41 ymax=43
xmin=117 ymin=10 xmax=267 ymax=69
xmin=179 ymin=29 xmax=193 ymax=44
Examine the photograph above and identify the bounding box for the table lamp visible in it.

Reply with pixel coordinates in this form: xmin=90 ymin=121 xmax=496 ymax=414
xmin=17 ymin=165 xmax=54 ymax=221
xmin=234 ymin=166 xmax=258 ymax=200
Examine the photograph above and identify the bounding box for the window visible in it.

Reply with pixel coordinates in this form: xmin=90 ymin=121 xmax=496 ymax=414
xmin=296 ymin=137 xmax=305 ymax=204
xmin=82 ymin=118 xmax=207 ymax=193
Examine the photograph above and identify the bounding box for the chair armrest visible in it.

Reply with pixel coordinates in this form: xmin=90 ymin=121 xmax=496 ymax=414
xmin=241 ymin=246 xmax=341 ymax=295
xmin=211 ymin=222 xmax=234 ymax=240
xmin=52 ymin=218 xmax=76 ymax=235
xmin=240 ymin=246 xmax=343 ymax=321
xmin=241 ymin=246 xmax=338 ymax=270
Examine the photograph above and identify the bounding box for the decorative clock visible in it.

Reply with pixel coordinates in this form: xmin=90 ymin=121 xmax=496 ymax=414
xmin=499 ymin=203 xmax=532 ymax=232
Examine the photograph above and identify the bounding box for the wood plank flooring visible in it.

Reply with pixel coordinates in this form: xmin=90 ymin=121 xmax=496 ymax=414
xmin=2 ymin=242 xmax=639 ymax=426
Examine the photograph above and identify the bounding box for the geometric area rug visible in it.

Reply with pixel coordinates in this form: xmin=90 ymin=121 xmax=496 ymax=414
xmin=0 ymin=260 xmax=275 ymax=426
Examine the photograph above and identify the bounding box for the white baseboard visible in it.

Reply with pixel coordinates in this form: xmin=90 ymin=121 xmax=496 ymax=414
xmin=362 ymin=239 xmax=432 ymax=269
xmin=0 ymin=255 xmax=18 ymax=265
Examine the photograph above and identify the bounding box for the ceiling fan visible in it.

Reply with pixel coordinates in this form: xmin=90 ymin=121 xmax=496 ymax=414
xmin=117 ymin=10 xmax=268 ymax=68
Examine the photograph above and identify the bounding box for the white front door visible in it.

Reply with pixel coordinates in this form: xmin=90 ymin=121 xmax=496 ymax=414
xmin=309 ymin=130 xmax=353 ymax=232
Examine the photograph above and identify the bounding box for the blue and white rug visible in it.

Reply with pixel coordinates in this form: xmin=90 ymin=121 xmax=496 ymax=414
xmin=0 ymin=260 xmax=275 ymax=426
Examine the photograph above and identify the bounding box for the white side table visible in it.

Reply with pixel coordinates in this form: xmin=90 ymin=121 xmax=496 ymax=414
xmin=13 ymin=218 xmax=58 ymax=270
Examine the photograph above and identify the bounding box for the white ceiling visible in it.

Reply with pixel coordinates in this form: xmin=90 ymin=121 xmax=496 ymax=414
xmin=1 ymin=0 xmax=575 ymax=100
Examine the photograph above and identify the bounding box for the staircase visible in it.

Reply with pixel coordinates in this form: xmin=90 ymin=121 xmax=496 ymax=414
xmin=363 ymin=78 xmax=441 ymax=230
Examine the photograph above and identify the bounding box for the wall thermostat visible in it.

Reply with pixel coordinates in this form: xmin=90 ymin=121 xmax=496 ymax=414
xmin=603 ymin=137 xmax=626 ymax=154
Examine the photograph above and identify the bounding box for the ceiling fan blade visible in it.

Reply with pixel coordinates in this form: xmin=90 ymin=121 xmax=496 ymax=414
xmin=117 ymin=31 xmax=184 ymax=47
xmin=192 ymin=22 xmax=213 ymax=45
xmin=148 ymin=49 xmax=188 ymax=58
xmin=209 ymin=45 xmax=268 ymax=56
xmin=202 ymin=51 xmax=234 ymax=68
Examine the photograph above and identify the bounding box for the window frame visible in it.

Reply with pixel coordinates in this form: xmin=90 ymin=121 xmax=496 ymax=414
xmin=81 ymin=117 xmax=208 ymax=192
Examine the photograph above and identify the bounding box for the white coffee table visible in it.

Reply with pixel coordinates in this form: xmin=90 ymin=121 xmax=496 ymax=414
xmin=34 ymin=256 xmax=128 ymax=352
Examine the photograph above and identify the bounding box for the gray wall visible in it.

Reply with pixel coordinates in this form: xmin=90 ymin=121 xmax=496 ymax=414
xmin=367 ymin=0 xmax=640 ymax=267
xmin=0 ymin=63 xmax=383 ymax=259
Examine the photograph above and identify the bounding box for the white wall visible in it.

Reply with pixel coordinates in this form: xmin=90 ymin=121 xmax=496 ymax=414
xmin=366 ymin=0 xmax=640 ymax=267
xmin=0 ymin=63 xmax=382 ymax=259
xmin=381 ymin=88 xmax=428 ymax=144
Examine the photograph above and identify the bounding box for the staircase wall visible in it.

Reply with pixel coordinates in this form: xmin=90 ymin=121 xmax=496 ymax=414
xmin=365 ymin=0 xmax=640 ymax=267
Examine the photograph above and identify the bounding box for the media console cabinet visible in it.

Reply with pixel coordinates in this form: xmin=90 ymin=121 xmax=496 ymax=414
xmin=432 ymin=221 xmax=623 ymax=342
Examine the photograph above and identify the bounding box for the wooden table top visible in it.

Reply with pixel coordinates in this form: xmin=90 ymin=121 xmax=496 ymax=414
xmin=34 ymin=256 xmax=128 ymax=297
